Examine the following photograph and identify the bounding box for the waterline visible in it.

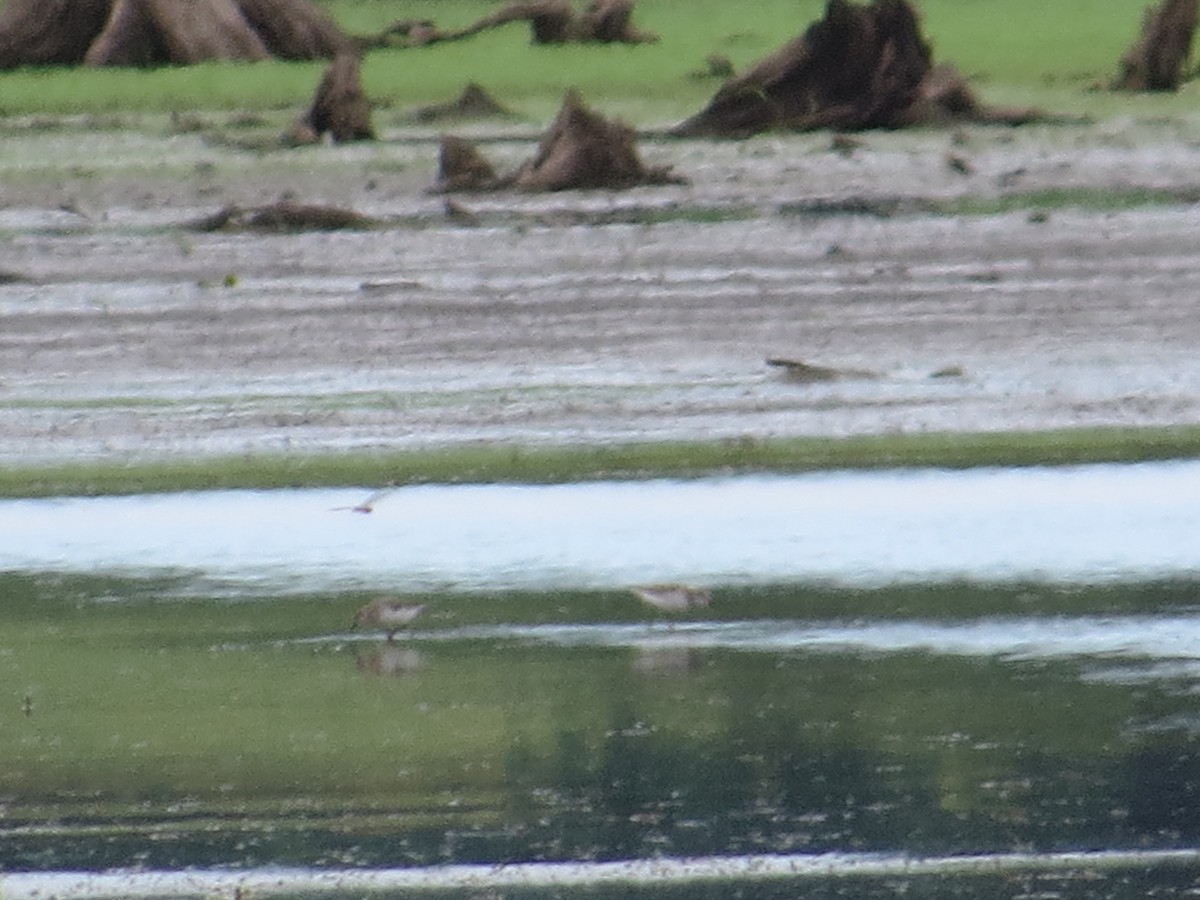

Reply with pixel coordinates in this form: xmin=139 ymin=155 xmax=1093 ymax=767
xmin=6 ymin=849 xmax=1200 ymax=898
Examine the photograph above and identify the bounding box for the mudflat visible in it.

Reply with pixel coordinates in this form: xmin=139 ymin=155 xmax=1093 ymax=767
xmin=2 ymin=115 xmax=1200 ymax=464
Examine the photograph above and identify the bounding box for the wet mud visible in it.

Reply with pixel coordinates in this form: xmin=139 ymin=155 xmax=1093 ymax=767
xmin=2 ymin=117 xmax=1200 ymax=463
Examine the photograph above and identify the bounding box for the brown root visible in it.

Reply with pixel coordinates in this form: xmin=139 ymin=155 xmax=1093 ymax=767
xmin=1112 ymin=0 xmax=1198 ymax=90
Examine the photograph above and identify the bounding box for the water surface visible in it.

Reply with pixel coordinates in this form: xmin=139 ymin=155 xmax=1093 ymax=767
xmin=2 ymin=460 xmax=1197 ymax=591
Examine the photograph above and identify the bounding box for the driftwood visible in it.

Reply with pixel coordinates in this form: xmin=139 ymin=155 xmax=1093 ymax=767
xmin=189 ymin=201 xmax=380 ymax=232
xmin=285 ymin=53 xmax=374 ymax=145
xmin=0 ymin=0 xmax=351 ymax=69
xmin=431 ymin=90 xmax=685 ymax=193
xmin=366 ymin=0 xmax=656 ymax=49
xmin=765 ymin=358 xmax=878 ymax=383
xmin=1112 ymin=0 xmax=1198 ymax=90
xmin=674 ymin=0 xmax=1043 ymax=137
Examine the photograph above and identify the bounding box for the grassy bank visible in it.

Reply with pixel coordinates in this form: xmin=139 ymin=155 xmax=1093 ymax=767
xmin=2 ymin=425 xmax=1198 ymax=498
xmin=0 ymin=0 xmax=1193 ymax=123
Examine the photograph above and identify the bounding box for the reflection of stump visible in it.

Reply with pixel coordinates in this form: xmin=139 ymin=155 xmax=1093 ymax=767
xmin=1112 ymin=0 xmax=1198 ymax=90
xmin=291 ymin=53 xmax=374 ymax=144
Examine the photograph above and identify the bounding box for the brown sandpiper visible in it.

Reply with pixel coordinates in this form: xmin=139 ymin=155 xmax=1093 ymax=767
xmin=629 ymin=583 xmax=712 ymax=613
xmin=353 ymin=597 xmax=426 ymax=641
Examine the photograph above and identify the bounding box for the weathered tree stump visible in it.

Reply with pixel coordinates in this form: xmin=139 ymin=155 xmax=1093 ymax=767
xmin=287 ymin=53 xmax=375 ymax=145
xmin=673 ymin=0 xmax=1045 ymax=137
xmin=0 ymin=0 xmax=352 ymax=69
xmin=674 ymin=0 xmax=932 ymax=137
xmin=1112 ymin=0 xmax=1198 ymax=90
xmin=0 ymin=0 xmax=115 ymax=68
xmin=513 ymin=89 xmax=680 ymax=190
xmin=432 ymin=136 xmax=502 ymax=193
xmin=431 ymin=91 xmax=684 ymax=193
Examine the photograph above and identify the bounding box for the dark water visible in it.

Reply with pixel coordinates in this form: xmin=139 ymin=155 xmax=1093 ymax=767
xmin=3 ymin=575 xmax=1200 ymax=896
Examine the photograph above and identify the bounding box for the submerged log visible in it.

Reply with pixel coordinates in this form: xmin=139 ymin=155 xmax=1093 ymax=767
xmin=432 ymin=90 xmax=684 ymax=193
xmin=1112 ymin=0 xmax=1198 ymax=90
xmin=189 ymin=201 xmax=380 ymax=232
xmin=0 ymin=0 xmax=351 ymax=69
xmin=674 ymin=0 xmax=1043 ymax=137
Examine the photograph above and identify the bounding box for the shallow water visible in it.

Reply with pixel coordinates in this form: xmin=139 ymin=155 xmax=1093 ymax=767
xmin=5 ymin=464 xmax=1200 ymax=896
xmin=2 ymin=460 xmax=1198 ymax=592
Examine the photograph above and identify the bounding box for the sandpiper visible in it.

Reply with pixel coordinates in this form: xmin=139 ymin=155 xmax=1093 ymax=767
xmin=629 ymin=584 xmax=711 ymax=613
xmin=332 ymin=484 xmax=397 ymax=514
xmin=353 ymin=597 xmax=425 ymax=641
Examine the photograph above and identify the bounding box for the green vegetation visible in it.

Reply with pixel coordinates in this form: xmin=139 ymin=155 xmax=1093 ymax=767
xmin=0 ymin=0 xmax=1193 ymax=123
xmin=1 ymin=425 xmax=1198 ymax=498
xmin=941 ymin=185 xmax=1200 ymax=216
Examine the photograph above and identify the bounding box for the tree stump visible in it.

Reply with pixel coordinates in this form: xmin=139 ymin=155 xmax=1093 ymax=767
xmin=288 ymin=53 xmax=375 ymax=144
xmin=0 ymin=0 xmax=114 ymax=68
xmin=432 ymin=136 xmax=501 ymax=192
xmin=513 ymin=89 xmax=680 ymax=190
xmin=431 ymin=90 xmax=684 ymax=193
xmin=673 ymin=0 xmax=933 ymax=137
xmin=85 ymin=0 xmax=271 ymax=67
xmin=1112 ymin=0 xmax=1198 ymax=90
xmin=0 ymin=0 xmax=352 ymax=69
xmin=674 ymin=0 xmax=1047 ymax=136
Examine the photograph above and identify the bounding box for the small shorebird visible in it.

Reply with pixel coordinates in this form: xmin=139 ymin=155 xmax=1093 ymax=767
xmin=629 ymin=584 xmax=711 ymax=613
xmin=353 ymin=597 xmax=425 ymax=641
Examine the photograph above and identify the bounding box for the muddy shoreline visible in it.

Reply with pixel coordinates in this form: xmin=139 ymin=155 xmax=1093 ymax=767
xmin=3 ymin=116 xmax=1200 ymax=465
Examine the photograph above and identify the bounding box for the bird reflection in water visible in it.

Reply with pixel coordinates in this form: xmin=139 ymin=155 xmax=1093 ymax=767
xmin=356 ymin=643 xmax=424 ymax=677
xmin=631 ymin=645 xmax=698 ymax=675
